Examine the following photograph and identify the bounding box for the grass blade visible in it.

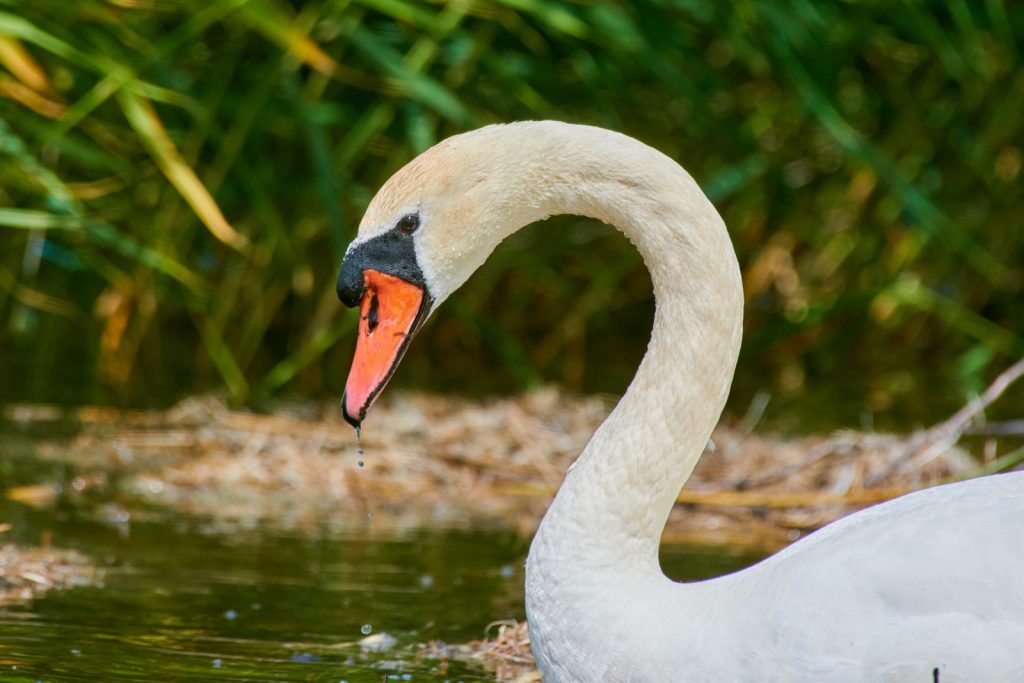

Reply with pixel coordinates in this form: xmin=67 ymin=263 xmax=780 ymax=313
xmin=117 ymin=90 xmax=249 ymax=251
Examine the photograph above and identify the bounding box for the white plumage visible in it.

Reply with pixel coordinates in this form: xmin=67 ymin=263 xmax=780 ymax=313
xmin=352 ymin=121 xmax=1024 ymax=682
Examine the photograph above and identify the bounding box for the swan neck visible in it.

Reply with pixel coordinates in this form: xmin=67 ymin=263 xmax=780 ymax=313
xmin=520 ymin=127 xmax=744 ymax=578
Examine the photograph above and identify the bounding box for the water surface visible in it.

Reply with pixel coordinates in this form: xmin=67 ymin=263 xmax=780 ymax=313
xmin=0 ymin=438 xmax=759 ymax=682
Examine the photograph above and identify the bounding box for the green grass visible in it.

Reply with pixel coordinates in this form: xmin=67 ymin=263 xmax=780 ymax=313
xmin=1 ymin=0 xmax=1022 ymax=430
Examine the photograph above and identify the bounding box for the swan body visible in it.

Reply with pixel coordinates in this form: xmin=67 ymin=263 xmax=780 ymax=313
xmin=336 ymin=121 xmax=1024 ymax=682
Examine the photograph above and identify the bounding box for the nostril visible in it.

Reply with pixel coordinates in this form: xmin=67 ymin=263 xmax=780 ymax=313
xmin=367 ymin=293 xmax=379 ymax=333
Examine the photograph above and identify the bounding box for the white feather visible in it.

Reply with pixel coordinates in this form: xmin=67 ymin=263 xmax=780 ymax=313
xmin=358 ymin=121 xmax=1024 ymax=682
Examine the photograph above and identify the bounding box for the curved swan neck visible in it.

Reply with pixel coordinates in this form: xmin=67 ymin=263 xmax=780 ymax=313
xmin=468 ymin=123 xmax=744 ymax=678
xmin=482 ymin=125 xmax=744 ymax=563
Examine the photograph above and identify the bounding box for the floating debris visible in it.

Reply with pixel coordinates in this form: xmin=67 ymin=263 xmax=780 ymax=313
xmin=424 ymin=620 xmax=538 ymax=682
xmin=359 ymin=631 xmax=398 ymax=652
xmin=4 ymin=381 xmax=1019 ymax=550
xmin=0 ymin=544 xmax=103 ymax=605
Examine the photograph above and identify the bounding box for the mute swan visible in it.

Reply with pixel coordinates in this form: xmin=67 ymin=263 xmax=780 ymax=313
xmin=335 ymin=122 xmax=1024 ymax=682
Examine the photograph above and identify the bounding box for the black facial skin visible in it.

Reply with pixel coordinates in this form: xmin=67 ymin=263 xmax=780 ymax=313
xmin=337 ymin=215 xmax=434 ymax=429
xmin=336 ymin=216 xmax=429 ymax=307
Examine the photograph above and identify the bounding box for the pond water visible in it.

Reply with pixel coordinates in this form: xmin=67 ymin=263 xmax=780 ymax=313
xmin=0 ymin=453 xmax=760 ymax=682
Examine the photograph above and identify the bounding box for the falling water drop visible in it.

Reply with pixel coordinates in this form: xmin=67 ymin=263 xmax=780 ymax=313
xmin=357 ymin=461 xmax=364 ymax=468
xmin=361 ymin=624 xmax=373 ymax=635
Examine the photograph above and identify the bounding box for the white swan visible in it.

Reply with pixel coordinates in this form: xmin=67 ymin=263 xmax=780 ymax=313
xmin=335 ymin=121 xmax=1024 ymax=682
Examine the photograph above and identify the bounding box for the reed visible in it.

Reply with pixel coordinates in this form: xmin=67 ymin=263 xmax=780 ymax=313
xmin=1 ymin=1 xmax=1021 ymax=430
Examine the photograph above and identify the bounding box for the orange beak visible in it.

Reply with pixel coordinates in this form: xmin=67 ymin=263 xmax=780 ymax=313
xmin=342 ymin=269 xmax=427 ymax=427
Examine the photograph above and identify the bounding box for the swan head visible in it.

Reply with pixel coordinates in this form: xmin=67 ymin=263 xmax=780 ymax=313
xmin=336 ymin=124 xmax=549 ymax=427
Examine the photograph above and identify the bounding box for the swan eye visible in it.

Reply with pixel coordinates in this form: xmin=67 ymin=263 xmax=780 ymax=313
xmin=396 ymin=213 xmax=420 ymax=235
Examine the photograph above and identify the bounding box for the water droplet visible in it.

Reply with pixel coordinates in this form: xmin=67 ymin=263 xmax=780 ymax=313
xmin=361 ymin=623 xmax=373 ymax=635
xmin=355 ymin=425 xmax=366 ymax=464
xmin=367 ymin=511 xmax=374 ymax=519
xmin=212 ymin=658 xmax=223 ymax=669
xmin=499 ymin=564 xmax=515 ymax=578
xmin=357 ymin=461 xmax=364 ymax=468
xmin=223 ymin=609 xmax=238 ymax=621
xmin=355 ymin=425 xmax=361 ymax=441
xmin=419 ymin=574 xmax=434 ymax=588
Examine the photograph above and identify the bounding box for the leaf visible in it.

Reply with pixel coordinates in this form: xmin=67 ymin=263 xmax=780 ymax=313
xmin=0 ymin=209 xmax=205 ymax=293
xmin=240 ymin=0 xmax=340 ymax=77
xmin=0 ymin=35 xmax=52 ymax=92
xmin=117 ymin=90 xmax=249 ymax=251
xmin=343 ymin=22 xmax=475 ymax=124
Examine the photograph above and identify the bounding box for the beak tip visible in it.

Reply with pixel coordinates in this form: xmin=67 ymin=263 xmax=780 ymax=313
xmin=341 ymin=392 xmax=363 ymax=430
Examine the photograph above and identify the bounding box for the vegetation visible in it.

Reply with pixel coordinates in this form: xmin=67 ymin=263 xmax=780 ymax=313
xmin=1 ymin=0 xmax=1022 ymax=430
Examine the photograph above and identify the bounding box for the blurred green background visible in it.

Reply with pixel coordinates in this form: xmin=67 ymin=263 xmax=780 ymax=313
xmin=1 ymin=0 xmax=1021 ymax=431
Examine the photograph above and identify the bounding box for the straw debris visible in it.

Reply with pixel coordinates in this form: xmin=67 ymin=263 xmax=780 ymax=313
xmin=4 ymin=362 xmax=1020 ymax=548
xmin=0 ymin=544 xmax=103 ymax=605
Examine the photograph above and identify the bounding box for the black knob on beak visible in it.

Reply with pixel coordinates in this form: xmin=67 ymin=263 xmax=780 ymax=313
xmin=336 ymin=256 xmax=365 ymax=308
